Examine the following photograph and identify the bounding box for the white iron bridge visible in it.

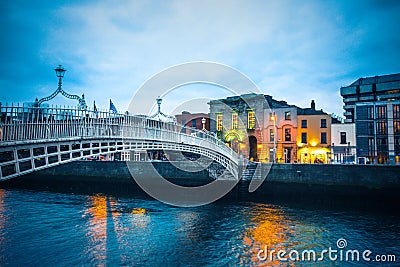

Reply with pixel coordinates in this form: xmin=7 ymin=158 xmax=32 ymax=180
xmin=0 ymin=104 xmax=239 ymax=181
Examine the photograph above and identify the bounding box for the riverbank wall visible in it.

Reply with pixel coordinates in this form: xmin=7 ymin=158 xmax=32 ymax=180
xmin=1 ymin=161 xmax=399 ymax=206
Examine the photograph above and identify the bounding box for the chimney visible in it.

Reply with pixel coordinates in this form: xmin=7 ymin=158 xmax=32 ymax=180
xmin=311 ymin=100 xmax=315 ymax=110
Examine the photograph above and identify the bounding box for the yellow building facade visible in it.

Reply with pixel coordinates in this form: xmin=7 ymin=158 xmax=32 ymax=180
xmin=297 ymin=113 xmax=331 ymax=164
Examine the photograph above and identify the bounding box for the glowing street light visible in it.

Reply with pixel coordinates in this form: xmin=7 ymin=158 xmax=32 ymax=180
xmin=270 ymin=111 xmax=277 ymax=163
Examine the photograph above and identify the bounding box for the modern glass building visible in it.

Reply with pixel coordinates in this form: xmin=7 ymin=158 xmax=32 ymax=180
xmin=340 ymin=73 xmax=400 ymax=164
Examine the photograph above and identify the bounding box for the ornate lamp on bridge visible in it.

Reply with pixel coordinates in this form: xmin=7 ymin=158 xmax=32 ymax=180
xmin=34 ymin=65 xmax=87 ymax=109
xmin=202 ymin=117 xmax=206 ymax=131
xmin=149 ymin=96 xmax=175 ymax=122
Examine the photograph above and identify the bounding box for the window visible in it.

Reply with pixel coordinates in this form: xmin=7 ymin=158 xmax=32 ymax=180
xmin=367 ymin=106 xmax=374 ymax=119
xmin=321 ymin=119 xmax=327 ymax=128
xmin=301 ymin=132 xmax=307 ymax=144
xmin=394 ymin=120 xmax=400 ymax=135
xmin=376 ymin=105 xmax=387 ymax=119
xmin=284 ymin=128 xmax=291 ymax=142
xmin=232 ymin=113 xmax=238 ymax=130
xmin=285 ymin=111 xmax=291 ymax=120
xmin=301 ymin=120 xmax=307 ymax=128
xmin=181 ymin=119 xmax=187 ymax=133
xmin=340 ymin=132 xmax=347 ymax=144
xmin=248 ymin=111 xmax=255 ymax=129
xmin=191 ymin=119 xmax=196 ymax=128
xmin=395 ymin=137 xmax=400 ymax=155
xmin=216 ymin=114 xmax=223 ymax=131
xmin=368 ymin=122 xmax=374 ymax=135
xmin=270 ymin=129 xmax=274 ymax=142
xmin=394 ymin=104 xmax=400 ymax=119
xmin=377 ymin=138 xmax=388 ymax=153
xmin=368 ymin=137 xmax=375 ymax=156
xmin=321 ymin=132 xmax=327 ymax=144
xmin=376 ymin=121 xmax=387 ymax=135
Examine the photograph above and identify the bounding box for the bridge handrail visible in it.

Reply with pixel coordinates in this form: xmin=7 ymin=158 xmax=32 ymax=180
xmin=0 ymin=104 xmax=238 ymax=164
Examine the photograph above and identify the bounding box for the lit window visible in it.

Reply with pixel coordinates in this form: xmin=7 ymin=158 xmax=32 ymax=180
xmin=216 ymin=114 xmax=223 ymax=131
xmin=285 ymin=128 xmax=291 ymax=141
xmin=376 ymin=106 xmax=387 ymax=119
xmin=394 ymin=105 xmax=400 ymax=119
xmin=285 ymin=111 xmax=291 ymax=120
xmin=269 ymin=112 xmax=275 ymax=121
xmin=232 ymin=113 xmax=238 ymax=130
xmin=376 ymin=121 xmax=387 ymax=135
xmin=270 ymin=129 xmax=274 ymax=142
xmin=394 ymin=120 xmax=400 ymax=134
xmin=248 ymin=111 xmax=255 ymax=129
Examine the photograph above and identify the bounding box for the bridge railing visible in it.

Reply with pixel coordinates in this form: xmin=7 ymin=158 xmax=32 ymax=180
xmin=0 ymin=104 xmax=238 ymax=164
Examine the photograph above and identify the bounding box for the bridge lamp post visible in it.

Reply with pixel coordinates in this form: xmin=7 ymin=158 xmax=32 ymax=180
xmin=55 ymin=65 xmax=66 ymax=89
xmin=156 ymin=97 xmax=162 ymax=113
xmin=270 ymin=112 xmax=277 ymax=163
xmin=202 ymin=117 xmax=206 ymax=131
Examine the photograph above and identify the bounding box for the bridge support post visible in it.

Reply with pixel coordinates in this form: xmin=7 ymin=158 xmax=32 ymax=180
xmin=13 ymin=149 xmax=20 ymax=176
xmin=30 ymin=148 xmax=35 ymax=170
xmin=57 ymin=144 xmax=61 ymax=164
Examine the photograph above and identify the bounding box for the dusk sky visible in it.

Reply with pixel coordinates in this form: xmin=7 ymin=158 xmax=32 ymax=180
xmin=1 ymin=0 xmax=399 ymax=117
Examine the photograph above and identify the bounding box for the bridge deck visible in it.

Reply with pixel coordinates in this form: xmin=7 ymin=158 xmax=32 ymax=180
xmin=0 ymin=105 xmax=239 ymax=180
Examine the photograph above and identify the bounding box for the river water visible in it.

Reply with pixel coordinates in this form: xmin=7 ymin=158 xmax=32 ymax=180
xmin=0 ymin=180 xmax=399 ymax=266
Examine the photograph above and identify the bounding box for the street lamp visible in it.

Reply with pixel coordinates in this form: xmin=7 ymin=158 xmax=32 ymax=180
xmin=33 ymin=65 xmax=87 ymax=109
xmin=156 ymin=97 xmax=162 ymax=113
xmin=149 ymin=96 xmax=175 ymax=122
xmin=270 ymin=111 xmax=277 ymax=163
xmin=54 ymin=65 xmax=66 ymax=89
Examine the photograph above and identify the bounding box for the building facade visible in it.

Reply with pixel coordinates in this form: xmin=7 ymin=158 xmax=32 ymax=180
xmin=354 ymin=101 xmax=400 ymax=164
xmin=209 ymin=93 xmax=322 ymax=163
xmin=341 ymin=73 xmax=400 ymax=123
xmin=331 ymin=123 xmax=356 ymax=164
xmin=263 ymin=103 xmax=298 ymax=163
xmin=340 ymin=74 xmax=400 ymax=164
xmin=296 ymin=101 xmax=332 ymax=164
xmin=209 ymin=94 xmax=266 ymax=161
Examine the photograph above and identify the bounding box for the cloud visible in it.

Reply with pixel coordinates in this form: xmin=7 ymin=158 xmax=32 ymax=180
xmin=1 ymin=0 xmax=399 ymax=117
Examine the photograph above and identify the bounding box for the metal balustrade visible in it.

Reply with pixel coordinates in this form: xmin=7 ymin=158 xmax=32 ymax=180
xmin=0 ymin=104 xmax=239 ymax=180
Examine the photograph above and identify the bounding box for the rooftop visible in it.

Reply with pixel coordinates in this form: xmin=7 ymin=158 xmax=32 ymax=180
xmin=349 ymin=73 xmax=400 ymax=86
xmin=297 ymin=107 xmax=327 ymax=115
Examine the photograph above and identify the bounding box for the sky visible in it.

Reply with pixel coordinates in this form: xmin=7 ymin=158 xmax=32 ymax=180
xmin=1 ymin=0 xmax=400 ymax=118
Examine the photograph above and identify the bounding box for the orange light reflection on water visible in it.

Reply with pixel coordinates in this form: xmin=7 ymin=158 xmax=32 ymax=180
xmin=242 ymin=204 xmax=297 ymax=266
xmin=82 ymin=194 xmax=151 ymax=265
xmin=83 ymin=195 xmax=109 ymax=265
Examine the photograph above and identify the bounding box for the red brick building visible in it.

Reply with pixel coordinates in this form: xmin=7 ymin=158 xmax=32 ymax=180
xmin=175 ymin=111 xmax=210 ymax=132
